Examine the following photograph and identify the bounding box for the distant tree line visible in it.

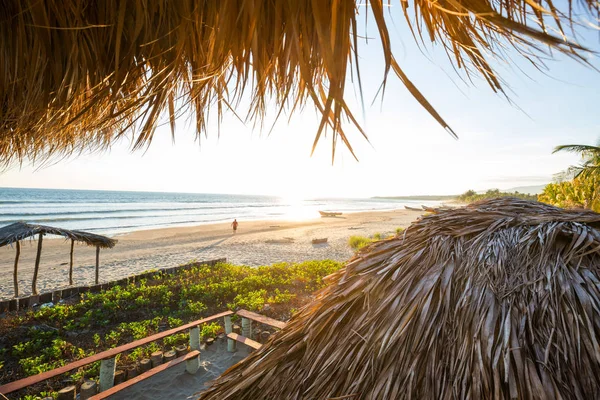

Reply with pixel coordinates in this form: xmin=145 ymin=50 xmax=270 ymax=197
xmin=457 ymin=189 xmax=537 ymax=203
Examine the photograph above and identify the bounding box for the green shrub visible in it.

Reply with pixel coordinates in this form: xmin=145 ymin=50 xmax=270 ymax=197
xmin=163 ymin=333 xmax=188 ymax=348
xmin=15 ymin=338 xmax=86 ymax=376
xmin=348 ymin=235 xmax=372 ymax=251
xmin=22 ymin=391 xmax=56 ymax=400
xmin=186 ymin=300 xmax=207 ymax=315
xmin=229 ymin=289 xmax=267 ymax=311
xmin=200 ymin=322 xmax=221 ymax=340
xmin=268 ymin=289 xmax=295 ymax=304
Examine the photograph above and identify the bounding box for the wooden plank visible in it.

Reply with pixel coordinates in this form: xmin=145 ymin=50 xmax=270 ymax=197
xmin=227 ymin=333 xmax=261 ymax=350
xmin=0 ymin=311 xmax=232 ymax=395
xmin=88 ymin=351 xmax=200 ymax=400
xmin=236 ymin=309 xmax=286 ymax=329
xmin=39 ymin=293 xmax=52 ymax=303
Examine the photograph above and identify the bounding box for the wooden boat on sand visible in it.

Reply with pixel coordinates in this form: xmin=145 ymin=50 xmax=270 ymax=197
xmin=422 ymin=205 xmax=454 ymax=212
xmin=319 ymin=211 xmax=342 ymax=217
xmin=404 ymin=206 xmax=423 ymax=211
xmin=311 ymin=238 xmax=328 ymax=244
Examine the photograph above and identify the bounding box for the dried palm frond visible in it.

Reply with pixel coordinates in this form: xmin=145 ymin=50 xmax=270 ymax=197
xmin=198 ymin=198 xmax=600 ymax=399
xmin=0 ymin=1 xmax=597 ymax=166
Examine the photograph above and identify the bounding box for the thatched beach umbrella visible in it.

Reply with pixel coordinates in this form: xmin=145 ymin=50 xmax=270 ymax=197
xmin=0 ymin=222 xmax=117 ymax=296
xmin=0 ymin=1 xmax=597 ymax=166
xmin=198 ymin=198 xmax=600 ymax=399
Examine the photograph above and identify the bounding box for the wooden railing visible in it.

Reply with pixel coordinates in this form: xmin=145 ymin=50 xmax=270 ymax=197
xmin=224 ymin=309 xmax=287 ymax=352
xmin=0 ymin=311 xmax=233 ymax=396
xmin=0 ymin=308 xmax=287 ymax=398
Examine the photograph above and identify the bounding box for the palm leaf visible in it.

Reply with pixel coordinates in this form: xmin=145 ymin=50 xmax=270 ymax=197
xmin=553 ymin=144 xmax=600 ymax=155
xmin=0 ymin=0 xmax=598 ymax=166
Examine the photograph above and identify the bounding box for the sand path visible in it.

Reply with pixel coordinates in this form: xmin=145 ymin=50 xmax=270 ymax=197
xmin=0 ymin=209 xmax=423 ymax=299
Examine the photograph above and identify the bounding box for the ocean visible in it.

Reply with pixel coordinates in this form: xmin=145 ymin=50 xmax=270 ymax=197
xmin=0 ymin=187 xmax=441 ymax=236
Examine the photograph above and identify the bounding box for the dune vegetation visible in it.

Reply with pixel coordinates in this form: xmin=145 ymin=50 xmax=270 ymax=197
xmin=348 ymin=228 xmax=404 ymax=252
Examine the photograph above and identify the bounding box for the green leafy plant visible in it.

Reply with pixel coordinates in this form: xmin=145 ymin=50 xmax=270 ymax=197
xmin=348 ymin=235 xmax=373 ymax=251
xmin=200 ymin=322 xmax=222 ymax=340
xmin=229 ymin=289 xmax=267 ymax=311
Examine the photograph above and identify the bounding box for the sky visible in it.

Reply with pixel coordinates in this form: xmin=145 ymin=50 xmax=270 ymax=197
xmin=1 ymin=6 xmax=599 ymax=199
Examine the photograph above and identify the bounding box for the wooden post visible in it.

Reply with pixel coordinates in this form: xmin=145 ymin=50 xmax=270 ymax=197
xmin=185 ymin=333 xmax=200 ymax=374
xmin=126 ymin=365 xmax=139 ymax=380
xmin=261 ymin=331 xmax=271 ymax=343
xmin=113 ymin=370 xmax=126 ymax=384
xmin=80 ymin=380 xmax=97 ymax=400
xmin=95 ymin=246 xmax=100 ymax=285
xmin=13 ymin=241 xmax=20 ymax=297
xmin=150 ymin=351 xmax=163 ymax=367
xmin=32 ymin=233 xmax=43 ymax=295
xmin=164 ymin=350 xmax=176 ymax=362
xmin=184 ymin=329 xmax=201 ymax=375
xmin=189 ymin=326 xmax=201 ymax=351
xmin=56 ymin=385 xmax=76 ymax=400
xmin=242 ymin=317 xmax=252 ymax=339
xmin=69 ymin=239 xmax=74 ymax=285
xmin=175 ymin=344 xmax=188 ymax=356
xmin=139 ymin=358 xmax=151 ymax=372
xmin=224 ymin=315 xmax=236 ymax=352
xmin=99 ymin=357 xmax=116 ymax=392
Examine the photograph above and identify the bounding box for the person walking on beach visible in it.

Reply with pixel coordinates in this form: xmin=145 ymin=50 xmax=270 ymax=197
xmin=231 ymin=219 xmax=239 ymax=234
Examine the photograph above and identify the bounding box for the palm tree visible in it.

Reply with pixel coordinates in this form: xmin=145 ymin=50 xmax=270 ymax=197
xmin=553 ymin=142 xmax=600 ymax=180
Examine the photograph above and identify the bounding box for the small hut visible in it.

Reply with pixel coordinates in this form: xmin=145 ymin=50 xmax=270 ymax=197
xmin=0 ymin=222 xmax=117 ymax=297
xmin=198 ymin=198 xmax=600 ymax=399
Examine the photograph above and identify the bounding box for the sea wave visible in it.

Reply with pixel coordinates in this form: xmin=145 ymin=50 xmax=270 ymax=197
xmin=0 ymin=203 xmax=283 ymax=217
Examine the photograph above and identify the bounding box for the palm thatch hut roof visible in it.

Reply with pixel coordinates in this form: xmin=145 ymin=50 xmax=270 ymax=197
xmin=198 ymin=198 xmax=600 ymax=399
xmin=0 ymin=222 xmax=116 ymax=249
xmin=1 ymin=1 xmax=597 ymax=166
xmin=1 ymin=222 xmax=116 ymax=297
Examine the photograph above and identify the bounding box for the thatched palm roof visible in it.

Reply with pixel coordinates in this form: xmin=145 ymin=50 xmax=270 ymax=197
xmin=198 ymin=198 xmax=600 ymax=399
xmin=1 ymin=1 xmax=597 ymax=166
xmin=0 ymin=222 xmax=116 ymax=248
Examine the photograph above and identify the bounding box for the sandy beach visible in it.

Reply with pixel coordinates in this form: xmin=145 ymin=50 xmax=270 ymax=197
xmin=0 ymin=209 xmax=423 ymax=299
